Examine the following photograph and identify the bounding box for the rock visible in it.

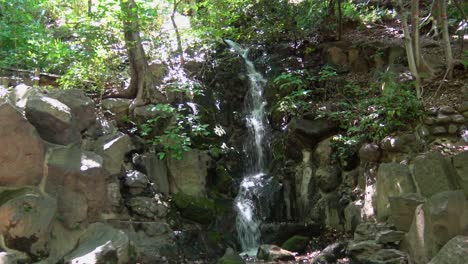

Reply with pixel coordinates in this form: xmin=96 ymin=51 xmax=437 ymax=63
xmin=141 ymin=222 xmax=172 ymax=237
xmin=9 ymin=84 xmax=38 ymax=109
xmin=46 ymin=145 xmax=110 ymax=227
xmin=0 ymin=251 xmax=26 ymax=264
xmin=380 ymin=133 xmax=421 ymax=154
xmin=167 ymin=150 xmax=210 ymax=197
xmin=25 ymin=95 xmax=78 ymax=145
xmin=376 ymin=163 xmax=415 ymax=221
xmin=359 ymin=143 xmax=381 ymax=163
xmin=464 ymin=111 xmax=468 ymax=118
xmin=376 ymin=230 xmax=405 ymax=244
xmin=323 ymin=192 xmax=342 ymax=230
xmin=0 ymin=187 xmax=57 ymax=256
xmin=428 ymin=236 xmax=468 ymax=264
xmin=451 ymin=114 xmax=465 ymax=124
xmin=124 ymin=170 xmax=148 ymax=195
xmin=448 ymin=124 xmax=458 ymax=134
xmin=457 ymin=102 xmax=468 ymax=113
xmin=418 ymin=125 xmax=431 ymax=138
xmin=439 ymin=106 xmax=456 ymax=114
xmin=256 ymin=245 xmax=295 ymax=262
xmin=354 ymin=223 xmax=394 ymax=241
xmin=281 ymin=235 xmax=309 ymax=253
xmin=128 ymin=197 xmax=168 ymax=219
xmin=424 ymin=117 xmax=435 ymax=125
xmin=93 ymin=132 xmax=133 ymax=176
xmin=260 ymin=222 xmax=321 ymax=245
xmin=325 ymin=46 xmax=348 ymax=66
xmin=217 ymin=248 xmax=245 ymax=264
xmin=215 ymin=166 xmax=234 ymax=195
xmin=344 ymin=201 xmax=362 ymax=232
xmin=0 ymin=102 xmax=45 ymax=186
xmin=316 ymin=165 xmax=341 ymax=192
xmin=432 ymin=126 xmax=447 ymax=135
xmin=453 ymin=151 xmax=468 ymax=197
xmin=49 ymin=89 xmax=96 ymax=132
xmin=101 ymin=98 xmax=131 ymax=121
xmin=144 ymin=153 xmax=170 ymax=195
xmin=172 ymin=192 xmax=215 ymax=224
xmin=403 ymin=190 xmax=468 ymax=264
xmin=435 ymin=113 xmax=452 ymax=124
xmin=412 ymin=152 xmax=459 ymax=198
xmin=316 ymin=241 xmax=348 ymax=262
xmin=348 ymin=240 xmax=382 ymax=262
xmin=314 ymin=137 xmax=333 ymax=166
xmin=63 ymin=223 xmax=130 ymax=264
xmin=427 ymin=107 xmax=438 ymax=116
xmin=287 ymin=117 xmax=338 ymax=151
xmin=363 ymin=249 xmax=408 ymax=264
xmin=388 ymin=193 xmax=426 ymax=232
xmin=107 ymin=182 xmax=123 ymax=208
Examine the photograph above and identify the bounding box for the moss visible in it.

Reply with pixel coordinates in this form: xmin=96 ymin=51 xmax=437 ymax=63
xmin=215 ymin=166 xmax=233 ymax=194
xmin=172 ymin=192 xmax=215 ymax=225
xmin=281 ymin=235 xmax=309 ymax=253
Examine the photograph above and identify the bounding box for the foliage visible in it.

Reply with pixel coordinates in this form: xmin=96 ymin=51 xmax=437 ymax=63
xmin=138 ymin=103 xmax=210 ymax=160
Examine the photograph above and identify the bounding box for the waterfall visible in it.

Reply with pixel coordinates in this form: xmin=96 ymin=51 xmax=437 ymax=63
xmin=225 ymin=40 xmax=271 ymax=255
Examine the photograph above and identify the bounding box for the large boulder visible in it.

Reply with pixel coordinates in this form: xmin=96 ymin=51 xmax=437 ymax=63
xmin=287 ymin=117 xmax=338 ymax=152
xmin=142 ymin=153 xmax=170 ymax=195
xmin=101 ymin=98 xmax=131 ymax=122
xmin=256 ymin=244 xmax=295 ymax=262
xmin=316 ymin=165 xmax=341 ymax=192
xmin=217 ymin=248 xmax=245 ymax=264
xmin=167 ymin=150 xmax=210 ymax=197
xmin=49 ymin=89 xmax=96 ymax=132
xmin=8 ymin=84 xmax=38 ymax=109
xmin=0 ymin=102 xmax=45 ymax=186
xmin=93 ymin=132 xmax=133 ymax=176
xmin=376 ymin=163 xmax=416 ymax=221
xmin=412 ymin=152 xmax=459 ymax=198
xmin=25 ymin=95 xmax=78 ymax=145
xmin=172 ymin=192 xmax=215 ymax=224
xmin=428 ymin=236 xmax=468 ymax=264
xmin=46 ymin=145 xmax=111 ymax=227
xmin=63 ymin=223 xmax=130 ymax=264
xmin=388 ymin=193 xmax=426 ymax=232
xmin=0 ymin=187 xmax=57 ymax=257
xmin=453 ymin=151 xmax=468 ymax=197
xmin=281 ymin=235 xmax=309 ymax=253
xmin=403 ymin=190 xmax=468 ymax=264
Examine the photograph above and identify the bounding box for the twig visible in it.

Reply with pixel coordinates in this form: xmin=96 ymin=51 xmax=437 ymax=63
xmin=432 ymin=68 xmax=450 ymax=99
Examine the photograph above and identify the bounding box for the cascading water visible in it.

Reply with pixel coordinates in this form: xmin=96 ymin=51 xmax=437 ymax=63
xmin=225 ymin=40 xmax=272 ymax=255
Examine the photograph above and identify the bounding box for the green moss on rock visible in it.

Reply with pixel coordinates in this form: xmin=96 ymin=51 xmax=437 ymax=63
xmin=281 ymin=235 xmax=309 ymax=253
xmin=172 ymin=192 xmax=215 ymax=224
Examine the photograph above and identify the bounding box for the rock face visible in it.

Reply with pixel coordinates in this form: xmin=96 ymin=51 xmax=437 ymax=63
xmin=256 ymin=244 xmax=295 ymax=261
xmin=453 ymin=151 xmax=468 ymax=197
xmin=93 ymin=132 xmax=133 ymax=176
xmin=25 ymin=95 xmax=78 ymax=145
xmin=403 ymin=190 xmax=468 ymax=264
xmin=0 ymin=187 xmax=57 ymax=257
xmin=167 ymin=150 xmax=210 ymax=197
xmin=388 ymin=193 xmax=425 ymax=232
xmin=412 ymin=152 xmax=458 ymax=197
xmin=287 ymin=118 xmax=338 ymax=151
xmin=217 ymin=248 xmax=245 ymax=264
xmin=0 ymin=102 xmax=45 ymax=186
xmin=63 ymin=223 xmax=130 ymax=264
xmin=428 ymin=236 xmax=468 ymax=264
xmin=376 ymin=163 xmax=415 ymax=221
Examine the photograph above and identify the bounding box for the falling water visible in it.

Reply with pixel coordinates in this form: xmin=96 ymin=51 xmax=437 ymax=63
xmin=225 ymin=40 xmax=271 ymax=254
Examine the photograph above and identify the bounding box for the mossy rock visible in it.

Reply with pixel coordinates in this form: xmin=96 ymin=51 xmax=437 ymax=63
xmin=217 ymin=248 xmax=245 ymax=264
xmin=172 ymin=192 xmax=215 ymax=224
xmin=215 ymin=166 xmax=234 ymax=194
xmin=281 ymin=235 xmax=309 ymax=253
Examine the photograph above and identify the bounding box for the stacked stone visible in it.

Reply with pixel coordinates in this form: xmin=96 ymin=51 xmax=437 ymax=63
xmin=422 ymin=104 xmax=468 ymax=137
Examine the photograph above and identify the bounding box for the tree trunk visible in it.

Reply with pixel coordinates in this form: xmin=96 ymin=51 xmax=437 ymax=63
xmin=439 ymin=0 xmax=453 ymax=79
xmin=88 ymin=0 xmax=92 ymax=16
xmin=337 ymin=0 xmax=342 ymax=41
xmin=171 ymin=0 xmax=184 ymax=65
xmin=397 ymin=0 xmax=422 ymax=99
xmin=411 ymin=0 xmax=421 ymax=68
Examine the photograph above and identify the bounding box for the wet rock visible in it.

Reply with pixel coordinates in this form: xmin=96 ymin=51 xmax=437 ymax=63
xmin=256 ymin=245 xmax=295 ymax=262
xmin=376 ymin=163 xmax=415 ymax=221
xmin=25 ymin=95 xmax=77 ymax=144
xmin=359 ymin=143 xmax=381 ymax=163
xmin=389 ymin=193 xmax=426 ymax=232
xmin=428 ymin=236 xmax=468 ymax=264
xmin=0 ymin=102 xmax=45 ymax=186
xmin=404 ymin=190 xmax=468 ymax=264
xmin=63 ymin=223 xmax=129 ymax=264
xmin=412 ymin=152 xmax=459 ymax=198
xmin=281 ymin=235 xmax=309 ymax=253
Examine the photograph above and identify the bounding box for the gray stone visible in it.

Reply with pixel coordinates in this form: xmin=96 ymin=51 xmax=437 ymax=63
xmin=448 ymin=124 xmax=458 ymax=134
xmin=287 ymin=117 xmax=338 ymax=150
xmin=256 ymin=244 xmax=295 ymax=262
xmin=314 ymin=137 xmax=333 ymax=166
xmin=359 ymin=143 xmax=382 ymax=163
xmin=144 ymin=153 xmax=170 ymax=195
xmin=124 ymin=170 xmax=148 ymax=189
xmin=453 ymin=151 xmax=468 ymax=197
xmin=101 ymin=98 xmax=131 ymax=121
xmin=0 ymin=102 xmax=45 ymax=186
xmin=9 ymin=84 xmax=38 ymax=109
xmin=93 ymin=132 xmax=133 ymax=176
xmin=0 ymin=187 xmax=57 ymax=256
xmin=439 ymin=106 xmax=456 ymax=114
xmin=218 ymin=248 xmax=245 ymax=264
xmin=457 ymin=102 xmax=468 ymax=112
xmin=141 ymin=222 xmax=172 ymax=237
xmin=364 ymin=249 xmax=408 ymax=264
xmin=389 ymin=193 xmax=426 ymax=232
xmin=418 ymin=125 xmax=431 ymax=138
xmin=380 ymin=133 xmax=421 ymax=154
xmin=412 ymin=152 xmax=459 ymax=198
xmin=323 ymin=192 xmax=342 ymax=230
xmin=376 ymin=163 xmax=415 ymax=221
xmin=128 ymin=197 xmax=168 ymax=219
xmin=64 ymin=223 xmax=129 ymax=264
xmin=376 ymin=230 xmax=405 ymax=244
xmin=451 ymin=114 xmax=465 ymax=124
xmin=427 ymin=107 xmax=438 ymax=116
xmin=344 ymin=201 xmax=362 ymax=232
xmin=25 ymin=95 xmax=78 ymax=144
xmin=428 ymin=236 xmax=468 ymax=264
xmin=348 ymin=240 xmax=382 ymax=256
xmin=403 ymin=191 xmax=468 ymax=264
xmin=354 ymin=223 xmax=394 ymax=241
xmin=167 ymin=150 xmax=210 ymax=197
xmin=424 ymin=117 xmax=436 ymax=125
xmin=316 ymin=165 xmax=341 ymax=192
xmin=432 ymin=126 xmax=447 ymax=135
xmin=435 ymin=113 xmax=452 ymax=124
